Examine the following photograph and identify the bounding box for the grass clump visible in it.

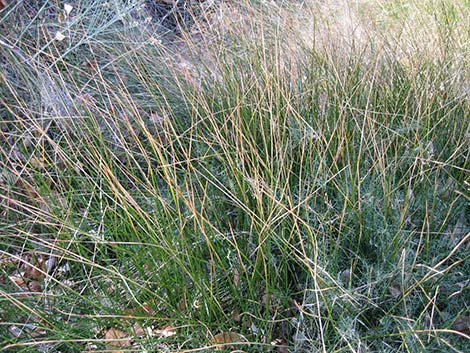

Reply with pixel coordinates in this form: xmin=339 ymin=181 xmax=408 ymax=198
xmin=1 ymin=0 xmax=469 ymax=352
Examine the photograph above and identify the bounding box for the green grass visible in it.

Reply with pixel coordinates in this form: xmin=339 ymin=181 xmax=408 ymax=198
xmin=1 ymin=0 xmax=469 ymax=352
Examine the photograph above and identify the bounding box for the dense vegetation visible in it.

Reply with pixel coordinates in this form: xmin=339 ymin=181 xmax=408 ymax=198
xmin=1 ymin=1 xmax=469 ymax=352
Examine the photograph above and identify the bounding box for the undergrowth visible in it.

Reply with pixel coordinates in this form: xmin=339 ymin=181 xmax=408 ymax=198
xmin=1 ymin=0 xmax=469 ymax=352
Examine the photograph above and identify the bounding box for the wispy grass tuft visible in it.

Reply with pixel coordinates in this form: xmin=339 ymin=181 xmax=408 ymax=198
xmin=1 ymin=0 xmax=469 ymax=352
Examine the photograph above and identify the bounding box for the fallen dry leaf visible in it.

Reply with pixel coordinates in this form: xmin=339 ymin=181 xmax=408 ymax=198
xmin=45 ymin=256 xmax=57 ymax=273
xmin=233 ymin=267 xmax=240 ymax=286
xmin=9 ymin=275 xmax=26 ymax=288
xmin=55 ymin=32 xmax=66 ymax=41
xmin=178 ymin=297 xmax=188 ymax=311
xmin=83 ymin=343 xmax=98 ymax=351
xmin=104 ymin=328 xmax=132 ymax=350
xmin=388 ymin=283 xmax=401 ymax=298
xmin=154 ymin=325 xmax=176 ymax=338
xmin=64 ymin=3 xmax=73 ymax=16
xmin=212 ymin=332 xmax=246 ymax=350
xmin=28 ymin=280 xmax=42 ymax=292
xmin=231 ymin=308 xmax=241 ymax=322
xmin=141 ymin=301 xmax=155 ymax=315
xmin=149 ymin=113 xmax=166 ymax=125
xmin=271 ymin=338 xmax=288 ymax=353
xmin=9 ymin=325 xmax=22 ymax=338
xmin=30 ymin=157 xmax=47 ymax=170
xmin=29 ymin=327 xmax=47 ymax=338
xmin=453 ymin=315 xmax=470 ymax=335
xmin=133 ymin=321 xmax=145 ymax=337
xmin=23 ymin=262 xmax=44 ymax=281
